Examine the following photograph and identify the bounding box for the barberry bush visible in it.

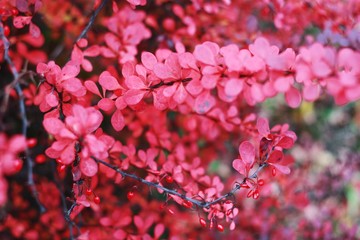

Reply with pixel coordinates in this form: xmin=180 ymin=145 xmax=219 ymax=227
xmin=1 ymin=0 xmax=360 ymax=239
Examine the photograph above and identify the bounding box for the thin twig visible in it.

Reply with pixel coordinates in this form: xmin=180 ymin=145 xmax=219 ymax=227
xmin=94 ymin=158 xmax=267 ymax=209
xmin=0 ymin=24 xmax=46 ymax=213
xmin=75 ymin=0 xmax=110 ymax=43
xmin=51 ymin=162 xmax=79 ymax=240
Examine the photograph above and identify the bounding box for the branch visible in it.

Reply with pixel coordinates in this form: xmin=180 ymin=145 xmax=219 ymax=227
xmin=51 ymin=162 xmax=79 ymax=240
xmin=75 ymin=0 xmax=110 ymax=43
xmin=94 ymin=158 xmax=268 ymax=210
xmin=0 ymin=24 xmax=46 ymax=213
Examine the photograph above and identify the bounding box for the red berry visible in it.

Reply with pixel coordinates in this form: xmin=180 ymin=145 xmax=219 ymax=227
xmin=27 ymin=138 xmax=37 ymax=148
xmin=165 ymin=175 xmax=174 ymax=184
xmin=127 ymin=191 xmax=134 ymax=200
xmin=258 ymin=179 xmax=265 ymax=186
xmin=199 ymin=217 xmax=207 ymax=228
xmin=217 ymin=224 xmax=224 ymax=232
xmin=94 ymin=196 xmax=100 ymax=204
xmin=11 ymin=8 xmax=18 ymax=16
xmin=57 ymin=164 xmax=66 ymax=173
xmin=182 ymin=200 xmax=193 ymax=208
xmin=4 ymin=25 xmax=10 ymax=37
xmin=272 ymin=168 xmax=276 ymax=176
xmin=252 ymin=189 xmax=260 ymax=199
xmin=240 ymin=183 xmax=250 ymax=189
xmin=209 ymin=220 xmax=214 ymax=229
xmin=168 ymin=209 xmax=174 ymax=215
xmin=226 ymin=209 xmax=233 ymax=216
xmin=85 ymin=188 xmax=92 ymax=196
xmin=35 ymin=154 xmax=46 ymax=164
xmin=246 ymin=189 xmax=254 ymax=198
xmin=14 ymin=160 xmax=22 ymax=172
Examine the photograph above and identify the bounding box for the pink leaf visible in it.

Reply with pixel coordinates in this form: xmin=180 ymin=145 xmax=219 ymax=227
xmin=9 ymin=135 xmax=26 ymax=153
xmin=285 ymin=86 xmax=302 ymax=108
xmin=194 ymin=91 xmax=215 ymax=114
xmin=232 ymin=159 xmax=246 ymax=176
xmin=113 ymin=230 xmax=127 ymax=240
xmin=134 ymin=216 xmax=144 ymax=230
xmin=61 ymin=143 xmax=76 ymax=165
xmin=124 ymin=89 xmax=146 ymax=105
xmin=270 ymin=163 xmax=291 ymax=174
xmin=29 ymin=22 xmax=40 ymax=38
xmin=312 ymin=60 xmax=332 ymax=78
xmin=98 ymin=98 xmax=115 ymax=112
xmin=153 ymin=63 xmax=174 ymax=79
xmin=173 ymin=84 xmax=187 ymax=104
xmin=154 ymin=224 xmax=165 ymax=238
xmin=43 ymin=118 xmax=65 ymax=135
xmin=274 ymin=76 xmax=291 ymax=92
xmin=80 ymin=158 xmax=98 ymax=177
xmin=141 ymin=52 xmax=157 ymax=70
xmin=45 ymin=93 xmax=59 ymax=107
xmin=225 ymin=78 xmax=243 ymax=97
xmin=111 ymin=110 xmax=125 ymax=131
xmin=99 ymin=71 xmax=121 ymax=91
xmin=84 ymin=45 xmax=100 ymax=57
xmin=303 ymin=84 xmax=321 ymax=101
xmin=194 ymin=44 xmax=217 ymax=65
xmin=13 ymin=16 xmax=31 ymax=28
xmin=63 ymin=79 xmax=86 ymax=96
xmin=85 ymin=80 xmax=102 ymax=97
xmin=257 ymin=117 xmax=270 ymax=137
xmin=62 ymin=62 xmax=80 ymax=79
xmin=125 ymin=76 xmax=147 ymax=89
xmin=239 ymin=141 xmax=255 ymax=166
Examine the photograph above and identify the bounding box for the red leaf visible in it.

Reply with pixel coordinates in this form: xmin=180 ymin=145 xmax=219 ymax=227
xmin=267 ymin=150 xmax=284 ymax=164
xmin=277 ymin=136 xmax=294 ymax=149
xmin=80 ymin=158 xmax=98 ymax=177
xmin=239 ymin=141 xmax=255 ymax=166
xmin=16 ymin=0 xmax=30 ymax=12
xmin=111 ymin=110 xmax=125 ymax=131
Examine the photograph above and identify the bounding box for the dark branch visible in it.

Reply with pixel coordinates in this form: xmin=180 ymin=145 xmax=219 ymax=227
xmin=0 ymin=24 xmax=45 ymax=213
xmin=75 ymin=0 xmax=110 ymax=43
xmin=94 ymin=158 xmax=268 ymax=210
